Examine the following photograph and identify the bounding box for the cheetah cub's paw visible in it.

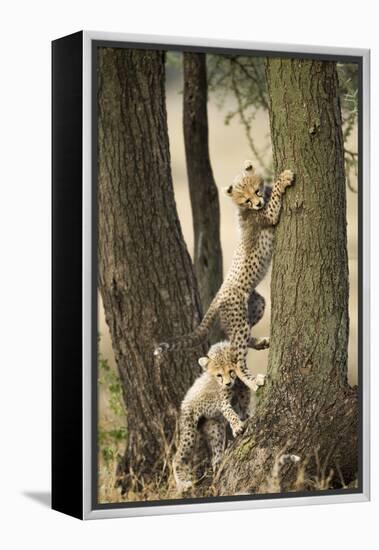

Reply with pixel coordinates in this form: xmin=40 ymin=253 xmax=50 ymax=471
xmin=251 ymin=373 xmax=266 ymax=392
xmin=250 ymin=336 xmax=270 ymax=350
xmin=173 ymin=462 xmax=194 ymax=493
xmin=278 ymin=169 xmax=295 ymax=191
xmin=232 ymin=420 xmax=246 ymax=438
xmin=176 ymin=479 xmax=193 ymax=493
xmin=256 ymin=373 xmax=266 ymax=386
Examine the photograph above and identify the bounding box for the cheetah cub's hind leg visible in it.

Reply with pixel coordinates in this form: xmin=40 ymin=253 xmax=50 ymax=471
xmin=230 ymin=318 xmax=258 ymax=391
xmin=219 ymin=297 xmax=259 ymax=391
xmin=232 ymin=333 xmax=267 ymax=392
xmin=173 ymin=411 xmax=197 ymax=493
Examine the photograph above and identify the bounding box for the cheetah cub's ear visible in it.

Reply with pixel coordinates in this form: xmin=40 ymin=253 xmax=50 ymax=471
xmin=224 ymin=173 xmax=242 ymax=196
xmin=224 ymin=184 xmax=233 ymax=196
xmin=198 ymin=356 xmax=210 ymax=370
xmin=243 ymin=160 xmax=255 ymax=174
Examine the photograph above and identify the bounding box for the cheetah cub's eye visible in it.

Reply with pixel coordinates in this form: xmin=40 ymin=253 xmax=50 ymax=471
xmin=245 ymin=199 xmax=252 ymax=206
xmin=229 ymin=370 xmax=236 ymax=378
xmin=216 ymin=374 xmax=223 ymax=380
xmin=255 ymin=190 xmax=263 ymax=197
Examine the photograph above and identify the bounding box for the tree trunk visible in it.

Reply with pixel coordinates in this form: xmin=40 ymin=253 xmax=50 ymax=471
xmin=97 ymin=47 xmax=205 ymax=492
xmin=215 ymin=59 xmax=358 ymax=495
xmin=183 ymin=52 xmax=223 ymax=342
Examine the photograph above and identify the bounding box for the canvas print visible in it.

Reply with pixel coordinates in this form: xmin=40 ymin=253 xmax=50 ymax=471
xmin=95 ymin=46 xmax=360 ymax=505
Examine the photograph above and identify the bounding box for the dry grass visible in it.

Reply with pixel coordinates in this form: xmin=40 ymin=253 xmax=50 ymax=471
xmin=98 ymin=416 xmax=216 ymax=504
xmin=98 ymin=427 xmax=357 ymax=504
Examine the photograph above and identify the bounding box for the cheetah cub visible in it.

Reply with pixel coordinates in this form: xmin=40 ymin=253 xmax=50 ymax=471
xmin=156 ymin=161 xmax=294 ymax=391
xmin=173 ymin=341 xmax=265 ymax=492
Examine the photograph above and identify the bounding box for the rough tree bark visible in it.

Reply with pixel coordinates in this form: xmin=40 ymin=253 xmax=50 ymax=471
xmin=97 ymin=48 xmax=205 ymax=490
xmin=183 ymin=53 xmax=223 ymax=341
xmin=214 ymin=59 xmax=358 ymax=495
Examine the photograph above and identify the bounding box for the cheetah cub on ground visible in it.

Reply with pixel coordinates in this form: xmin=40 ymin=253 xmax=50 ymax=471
xmin=155 ymin=161 xmax=294 ymax=390
xmin=173 ymin=340 xmax=265 ymax=492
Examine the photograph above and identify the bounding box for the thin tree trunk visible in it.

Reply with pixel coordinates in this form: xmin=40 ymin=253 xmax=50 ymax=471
xmin=183 ymin=53 xmax=223 ymax=342
xmin=215 ymin=59 xmax=358 ymax=495
xmin=97 ymin=47 xmax=204 ymax=492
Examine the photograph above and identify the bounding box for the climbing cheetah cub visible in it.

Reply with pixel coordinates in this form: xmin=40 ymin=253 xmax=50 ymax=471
xmin=156 ymin=161 xmax=294 ymax=391
xmin=173 ymin=341 xmax=265 ymax=492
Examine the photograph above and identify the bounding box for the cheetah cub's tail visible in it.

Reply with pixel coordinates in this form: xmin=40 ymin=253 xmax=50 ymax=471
xmin=154 ymin=295 xmax=219 ymax=357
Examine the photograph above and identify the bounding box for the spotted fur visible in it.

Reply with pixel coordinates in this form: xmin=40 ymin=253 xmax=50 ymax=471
xmin=155 ymin=161 xmax=294 ymax=390
xmin=173 ymin=341 xmax=265 ymax=492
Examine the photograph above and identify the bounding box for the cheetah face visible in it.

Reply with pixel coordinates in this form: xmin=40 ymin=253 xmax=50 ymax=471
xmin=214 ymin=368 xmax=237 ymax=388
xmin=198 ymin=356 xmax=237 ymax=388
xmin=225 ymin=161 xmax=266 ymax=211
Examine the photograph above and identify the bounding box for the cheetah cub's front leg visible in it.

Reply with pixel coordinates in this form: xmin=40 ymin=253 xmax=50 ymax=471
xmin=220 ymin=391 xmax=247 ymax=437
xmin=261 ymin=168 xmax=295 ymax=226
